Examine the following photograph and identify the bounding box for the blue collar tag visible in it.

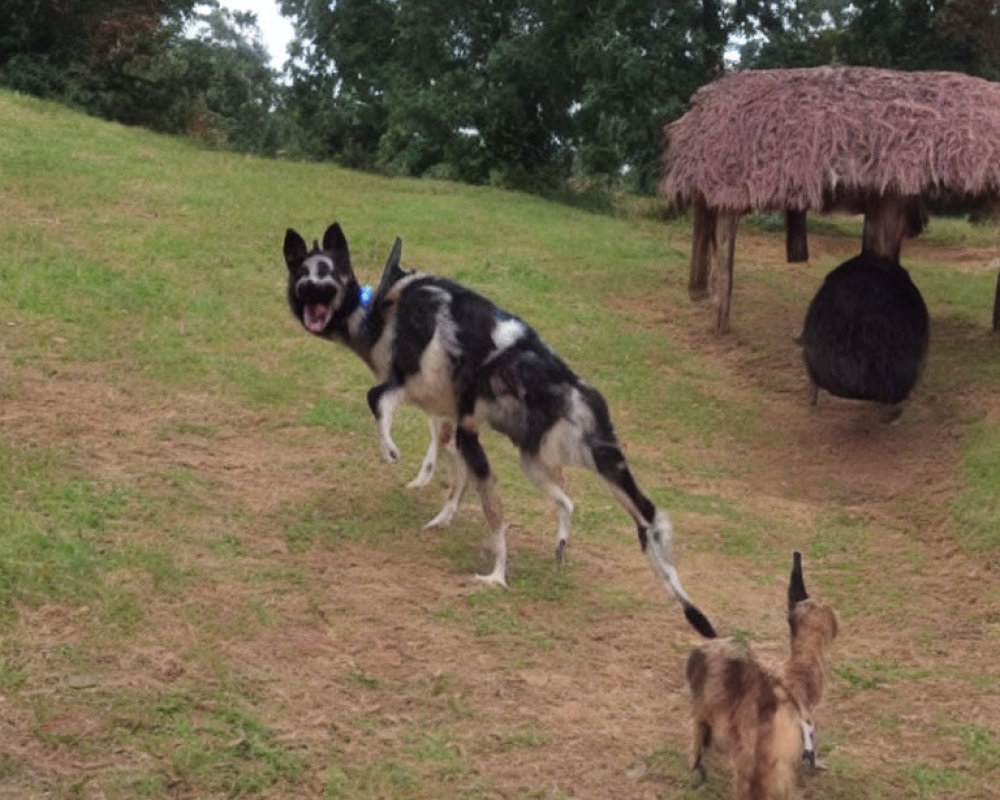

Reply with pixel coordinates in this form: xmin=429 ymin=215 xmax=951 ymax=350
xmin=359 ymin=284 xmax=373 ymax=309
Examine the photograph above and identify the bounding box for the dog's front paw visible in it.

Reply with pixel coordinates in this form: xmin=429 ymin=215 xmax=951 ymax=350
xmin=406 ymin=463 xmax=434 ymax=489
xmin=423 ymin=500 xmax=458 ymax=530
xmin=475 ymin=570 xmax=508 ymax=588
xmin=379 ymin=439 xmax=401 ymax=463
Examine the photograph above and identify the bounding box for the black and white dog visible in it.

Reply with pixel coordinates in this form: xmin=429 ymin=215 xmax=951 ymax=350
xmin=283 ymin=222 xmax=716 ymax=638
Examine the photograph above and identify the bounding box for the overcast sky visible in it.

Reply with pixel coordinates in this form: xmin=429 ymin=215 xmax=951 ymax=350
xmin=221 ymin=0 xmax=295 ymax=69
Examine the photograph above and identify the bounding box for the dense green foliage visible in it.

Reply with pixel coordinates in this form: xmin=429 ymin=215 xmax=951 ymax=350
xmin=741 ymin=0 xmax=1000 ymax=78
xmin=0 ymin=0 xmax=286 ymax=152
xmin=279 ymin=0 xmax=728 ymax=191
xmin=2 ymin=1 xmax=1000 ymax=192
xmin=0 ymin=0 xmax=193 ymax=124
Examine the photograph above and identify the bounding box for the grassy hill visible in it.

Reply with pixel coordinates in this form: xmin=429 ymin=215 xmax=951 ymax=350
xmin=1 ymin=89 xmax=998 ymax=799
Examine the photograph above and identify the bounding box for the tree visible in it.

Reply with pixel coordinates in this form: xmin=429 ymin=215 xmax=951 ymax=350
xmin=177 ymin=7 xmax=288 ymax=153
xmin=573 ymin=0 xmax=721 ymax=192
xmin=0 ymin=0 xmax=287 ymax=154
xmin=739 ymin=0 xmax=1000 ymax=79
xmin=735 ymin=0 xmax=854 ymax=67
xmin=281 ymin=0 xmax=577 ymax=184
xmin=281 ymin=0 xmax=729 ymax=191
xmin=844 ymin=0 xmax=1000 ymax=78
xmin=0 ymin=0 xmax=198 ymax=103
xmin=281 ymin=0 xmax=398 ymax=167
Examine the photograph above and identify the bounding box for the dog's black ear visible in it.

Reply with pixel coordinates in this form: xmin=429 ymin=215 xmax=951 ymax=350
xmin=375 ymin=237 xmax=405 ymax=300
xmin=788 ymin=551 xmax=809 ymax=612
xmin=322 ymin=222 xmax=350 ymax=268
xmin=386 ymin=237 xmax=402 ymax=272
xmin=283 ymin=228 xmax=308 ymax=272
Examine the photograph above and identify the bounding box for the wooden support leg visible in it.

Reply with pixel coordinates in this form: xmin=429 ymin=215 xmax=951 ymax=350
xmin=689 ymin=198 xmax=715 ymax=301
xmin=711 ymin=212 xmax=740 ymax=334
xmin=785 ymin=209 xmax=809 ymax=263
xmin=993 ymin=270 xmax=1000 ymax=332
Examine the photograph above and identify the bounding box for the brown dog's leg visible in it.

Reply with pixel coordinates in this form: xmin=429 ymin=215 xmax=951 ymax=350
xmin=690 ymin=720 xmax=710 ymax=784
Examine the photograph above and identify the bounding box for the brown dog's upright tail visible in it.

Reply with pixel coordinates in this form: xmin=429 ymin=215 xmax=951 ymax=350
xmin=788 ymin=550 xmax=809 ymax=609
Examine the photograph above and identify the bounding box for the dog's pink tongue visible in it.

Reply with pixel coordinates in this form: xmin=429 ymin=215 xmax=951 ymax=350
xmin=304 ymin=303 xmax=328 ymax=332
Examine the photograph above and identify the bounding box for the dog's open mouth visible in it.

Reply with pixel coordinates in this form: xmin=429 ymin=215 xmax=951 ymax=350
xmin=303 ymin=302 xmax=332 ymax=333
xmin=296 ymin=279 xmax=337 ymax=333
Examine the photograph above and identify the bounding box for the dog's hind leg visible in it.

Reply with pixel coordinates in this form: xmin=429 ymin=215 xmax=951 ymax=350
xmin=455 ymin=423 xmax=507 ymax=587
xmin=407 ymin=415 xmax=441 ymax=489
xmin=690 ymin=720 xmax=711 ymax=784
xmin=367 ymin=382 xmax=405 ymax=463
xmin=520 ymin=454 xmax=573 ymax=562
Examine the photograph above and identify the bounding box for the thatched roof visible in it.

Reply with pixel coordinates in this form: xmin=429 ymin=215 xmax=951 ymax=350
xmin=660 ymin=67 xmax=1000 ymax=213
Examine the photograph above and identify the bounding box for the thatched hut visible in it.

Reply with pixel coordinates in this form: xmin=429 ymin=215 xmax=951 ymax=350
xmin=660 ymin=67 xmax=1000 ymax=333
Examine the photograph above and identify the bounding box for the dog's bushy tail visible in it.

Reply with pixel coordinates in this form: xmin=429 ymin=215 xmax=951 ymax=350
xmin=645 ymin=513 xmax=717 ymax=638
xmin=685 ymin=604 xmax=717 ymax=639
xmin=582 ymin=386 xmax=716 ymax=638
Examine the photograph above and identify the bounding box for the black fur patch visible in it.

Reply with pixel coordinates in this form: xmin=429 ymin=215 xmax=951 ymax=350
xmin=367 ymin=384 xmax=390 ymax=418
xmin=388 ymin=278 xmax=446 ymax=381
xmin=478 ymin=344 xmax=574 ymax=453
xmin=686 ymin=605 xmax=718 ymax=639
xmin=788 ymin=551 xmax=808 ymax=609
xmin=455 ymin=427 xmax=491 ymax=481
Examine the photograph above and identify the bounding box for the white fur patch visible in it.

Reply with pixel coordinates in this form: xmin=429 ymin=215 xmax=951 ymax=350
xmin=801 ymin=719 xmax=815 ymax=754
xmin=403 ymin=312 xmax=460 ymax=417
xmin=302 ymin=255 xmax=336 ymax=284
xmin=366 ymin=316 xmax=397 ymax=378
xmin=537 ymin=389 xmax=596 ymax=469
xmin=491 ymin=318 xmax=526 ymax=352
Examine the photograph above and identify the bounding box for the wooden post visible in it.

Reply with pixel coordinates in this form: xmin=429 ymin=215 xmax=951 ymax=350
xmin=993 ymin=270 xmax=1000 ymax=332
xmin=711 ymin=211 xmax=740 ymax=334
xmin=862 ymin=193 xmax=909 ymax=262
xmin=689 ymin=197 xmax=715 ymax=300
xmin=785 ymin=209 xmax=809 ymax=262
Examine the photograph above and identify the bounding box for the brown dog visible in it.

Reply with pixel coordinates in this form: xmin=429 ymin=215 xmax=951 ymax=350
xmin=684 ymin=552 xmax=838 ymax=799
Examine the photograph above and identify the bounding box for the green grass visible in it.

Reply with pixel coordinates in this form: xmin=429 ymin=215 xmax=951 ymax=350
xmin=0 ymin=442 xmax=187 ymax=628
xmin=954 ymin=422 xmax=1000 ymax=550
xmin=834 ymin=659 xmax=934 ymax=692
xmin=448 ymin=586 xmax=558 ymax=648
xmin=905 ymin=764 xmax=968 ymax=798
xmin=957 ymin=725 xmax=1000 ymax=771
xmin=2 ymin=89 xmax=999 ymax=799
xmin=325 ymin=755 xmax=422 ymax=800
xmin=119 ymin=691 xmax=306 ymax=796
xmin=746 ymin=208 xmax=999 ymax=249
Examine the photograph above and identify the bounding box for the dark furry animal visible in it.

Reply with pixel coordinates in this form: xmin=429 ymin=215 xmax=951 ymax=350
xmin=283 ymin=221 xmax=715 ymax=638
xmin=800 ymin=250 xmax=929 ymax=407
xmin=685 ymin=552 xmax=838 ymax=800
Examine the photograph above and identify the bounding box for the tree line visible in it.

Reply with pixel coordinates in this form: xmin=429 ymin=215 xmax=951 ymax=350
xmin=2 ymin=0 xmax=998 ymax=195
